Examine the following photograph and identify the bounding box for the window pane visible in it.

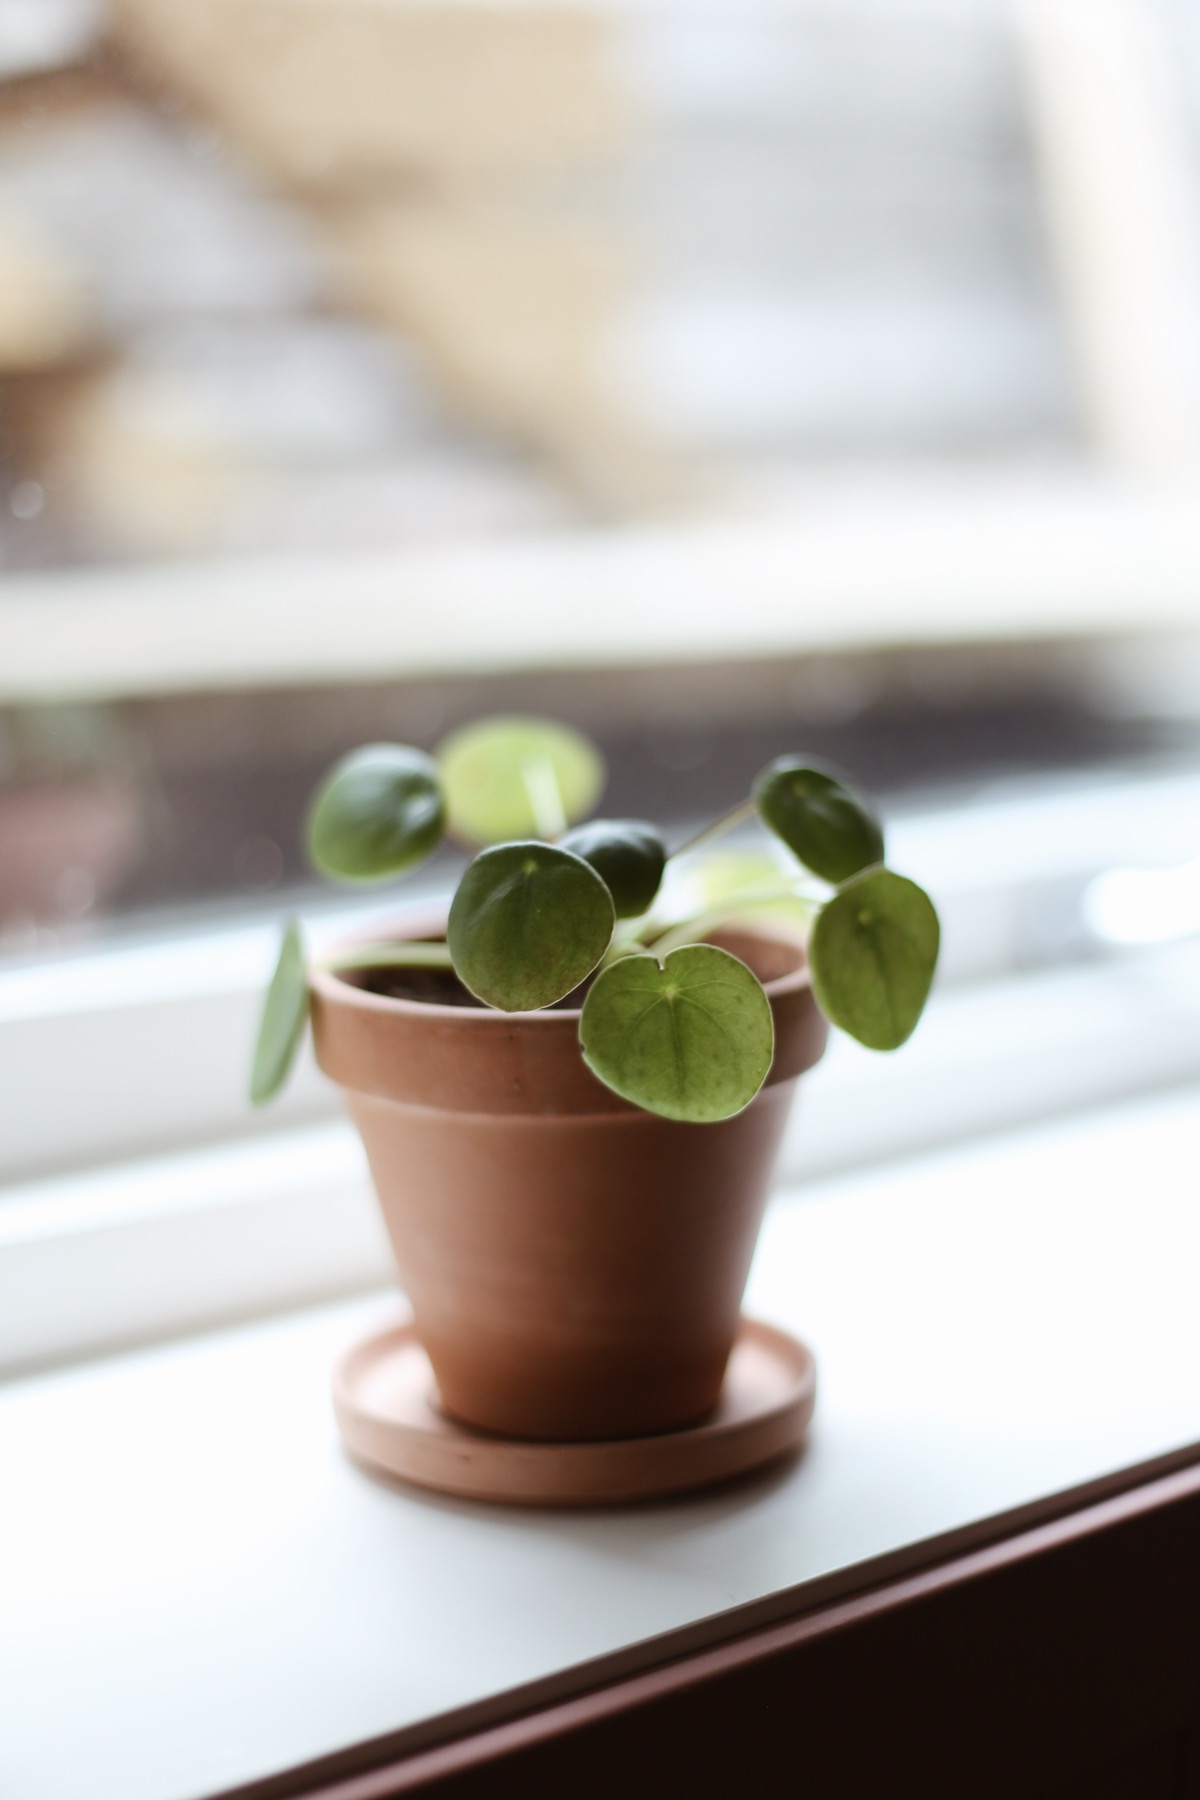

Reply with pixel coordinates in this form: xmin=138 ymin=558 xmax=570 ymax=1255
xmin=1 ymin=0 xmax=1199 ymax=950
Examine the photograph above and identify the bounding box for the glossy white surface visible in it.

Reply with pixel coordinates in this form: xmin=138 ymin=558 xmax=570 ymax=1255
xmin=5 ymin=478 xmax=1200 ymax=704
xmin=3 ymin=1087 xmax=1200 ymax=1800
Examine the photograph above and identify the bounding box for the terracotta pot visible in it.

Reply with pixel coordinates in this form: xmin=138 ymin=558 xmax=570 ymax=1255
xmin=311 ymin=926 xmax=826 ymax=1442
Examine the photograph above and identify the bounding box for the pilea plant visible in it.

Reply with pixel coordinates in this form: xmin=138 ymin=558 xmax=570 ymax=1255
xmin=251 ymin=717 xmax=939 ymax=1123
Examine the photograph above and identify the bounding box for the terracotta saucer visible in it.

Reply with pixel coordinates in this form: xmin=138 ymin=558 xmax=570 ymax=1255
xmin=332 ymin=1318 xmax=816 ymax=1507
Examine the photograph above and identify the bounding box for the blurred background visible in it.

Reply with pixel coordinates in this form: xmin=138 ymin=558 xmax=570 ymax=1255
xmin=1 ymin=0 xmax=1199 ymax=974
xmin=5 ymin=0 xmax=1200 ymax=1374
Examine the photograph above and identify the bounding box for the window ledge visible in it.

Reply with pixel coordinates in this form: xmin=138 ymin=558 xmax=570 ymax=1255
xmin=5 ymin=937 xmax=1200 ymax=1375
xmin=3 ymin=1087 xmax=1200 ymax=1800
xmin=3 ymin=472 xmax=1200 ymax=702
xmin=5 ymin=765 xmax=1200 ymax=1191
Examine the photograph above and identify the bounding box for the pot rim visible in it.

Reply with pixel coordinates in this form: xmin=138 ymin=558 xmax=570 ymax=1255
xmin=310 ymin=909 xmax=826 ymax=1115
xmin=308 ymin=910 xmax=813 ymax=1027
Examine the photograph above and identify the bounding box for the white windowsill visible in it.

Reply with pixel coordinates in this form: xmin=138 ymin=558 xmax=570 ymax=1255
xmin=4 ymin=470 xmax=1200 ymax=701
xmin=2 ymin=943 xmax=1199 ymax=1378
xmin=5 ymin=937 xmax=1200 ymax=1375
xmin=6 ymin=766 xmax=1200 ymax=1189
xmin=3 ymin=1086 xmax=1200 ymax=1800
xmin=4 ymin=768 xmax=1200 ymax=1375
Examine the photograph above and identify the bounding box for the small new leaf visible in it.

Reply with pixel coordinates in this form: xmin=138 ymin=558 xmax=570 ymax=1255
xmin=249 ymin=920 xmax=309 ymax=1105
xmin=307 ymin=744 xmax=444 ymax=881
xmin=448 ymin=842 xmax=615 ymax=1011
xmin=437 ymin=717 xmax=604 ymax=844
xmin=808 ymin=869 xmax=939 ymax=1050
xmin=754 ymin=758 xmax=884 ymax=884
xmin=580 ymin=944 xmax=775 ymax=1123
xmin=559 ymin=819 xmax=666 ymax=919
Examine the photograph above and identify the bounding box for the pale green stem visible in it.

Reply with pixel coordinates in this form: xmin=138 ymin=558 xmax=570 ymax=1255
xmin=645 ymin=884 xmax=820 ymax=958
xmin=599 ymin=920 xmax=649 ymax=966
xmin=521 ymin=758 xmax=567 ymax=840
xmin=668 ymin=797 xmax=758 ymax=861
xmin=602 ymin=879 xmax=816 ymax=965
xmin=321 ymin=941 xmax=454 ymax=973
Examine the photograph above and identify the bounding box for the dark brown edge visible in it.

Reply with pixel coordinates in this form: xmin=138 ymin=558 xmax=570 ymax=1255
xmin=309 ymin=919 xmax=812 ymax=1026
xmin=208 ymin=1438 xmax=1200 ymax=1800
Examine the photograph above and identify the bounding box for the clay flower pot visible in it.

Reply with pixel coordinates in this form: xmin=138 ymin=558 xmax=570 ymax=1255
xmin=311 ymin=926 xmax=827 ymax=1442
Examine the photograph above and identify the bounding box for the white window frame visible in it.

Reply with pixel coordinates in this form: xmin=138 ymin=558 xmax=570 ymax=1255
xmin=7 ymin=0 xmax=1200 ymax=1381
xmin=5 ymin=771 xmax=1200 ymax=1375
xmin=3 ymin=769 xmax=1199 ymax=1187
xmin=3 ymin=477 xmax=1200 ymax=704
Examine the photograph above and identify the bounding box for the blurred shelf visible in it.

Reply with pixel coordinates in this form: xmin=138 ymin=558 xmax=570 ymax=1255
xmin=3 ymin=470 xmax=1200 ymax=701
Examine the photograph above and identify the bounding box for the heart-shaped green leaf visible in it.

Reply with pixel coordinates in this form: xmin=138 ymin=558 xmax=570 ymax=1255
xmin=448 ymin=842 xmax=614 ymax=1011
xmin=559 ymin=819 xmax=666 ymax=919
xmin=249 ymin=920 xmax=309 ymax=1105
xmin=580 ymin=944 xmax=774 ymax=1123
xmin=307 ymin=744 xmax=444 ymax=881
xmin=754 ymin=758 xmax=884 ymax=884
xmin=437 ymin=717 xmax=604 ymax=844
xmin=808 ymin=869 xmax=939 ymax=1050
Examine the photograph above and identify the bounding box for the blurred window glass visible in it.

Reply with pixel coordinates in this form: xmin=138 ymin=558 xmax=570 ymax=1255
xmin=0 ymin=0 xmax=1197 ymax=952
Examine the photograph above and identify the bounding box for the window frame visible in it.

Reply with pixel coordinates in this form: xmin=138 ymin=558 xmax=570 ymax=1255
xmin=3 ymin=479 xmax=1200 ymax=704
xmin=6 ymin=768 xmax=1200 ymax=1373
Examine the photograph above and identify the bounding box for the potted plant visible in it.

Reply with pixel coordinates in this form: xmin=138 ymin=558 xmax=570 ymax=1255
xmin=252 ymin=717 xmax=938 ymax=1455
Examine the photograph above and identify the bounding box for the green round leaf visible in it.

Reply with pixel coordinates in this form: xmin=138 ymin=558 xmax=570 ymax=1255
xmin=579 ymin=944 xmax=775 ymax=1123
xmin=249 ymin=920 xmax=309 ymax=1105
xmin=559 ymin=819 xmax=666 ymax=919
xmin=437 ymin=716 xmax=604 ymax=844
xmin=448 ymin=842 xmax=615 ymax=1011
xmin=808 ymin=869 xmax=939 ymax=1051
xmin=308 ymin=744 xmax=444 ymax=881
xmin=754 ymin=757 xmax=884 ymax=884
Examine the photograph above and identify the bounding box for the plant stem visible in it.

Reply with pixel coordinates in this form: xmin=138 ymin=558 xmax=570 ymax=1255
xmin=600 ymin=921 xmax=649 ymax=966
xmin=645 ymin=885 xmax=818 ymax=957
xmin=322 ymin=941 xmax=455 ymax=973
xmin=669 ymin=797 xmax=757 ymax=861
xmin=521 ymin=758 xmax=567 ymax=840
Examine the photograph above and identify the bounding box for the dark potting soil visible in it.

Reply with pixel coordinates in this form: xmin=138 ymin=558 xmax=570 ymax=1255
xmin=353 ymin=964 xmax=477 ymax=1007
xmin=351 ymin=961 xmax=592 ymax=1011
